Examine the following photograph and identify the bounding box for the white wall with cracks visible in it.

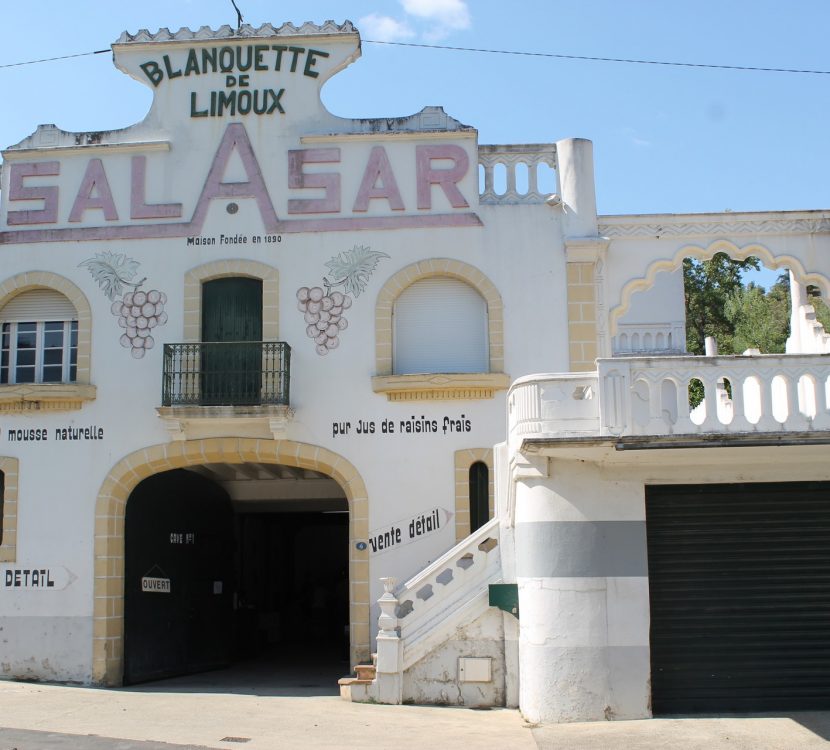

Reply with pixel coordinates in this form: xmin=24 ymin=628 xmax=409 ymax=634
xmin=402 ymin=608 xmax=508 ymax=707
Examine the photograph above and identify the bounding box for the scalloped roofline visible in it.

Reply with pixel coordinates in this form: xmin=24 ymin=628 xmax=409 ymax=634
xmin=115 ymin=20 xmax=358 ymax=45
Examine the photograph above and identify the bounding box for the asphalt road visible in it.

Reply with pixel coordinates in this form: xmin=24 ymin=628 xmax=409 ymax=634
xmin=0 ymin=728 xmax=212 ymax=750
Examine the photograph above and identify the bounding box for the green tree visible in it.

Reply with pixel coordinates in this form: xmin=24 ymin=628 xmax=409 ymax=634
xmin=725 ymin=275 xmax=790 ymax=354
xmin=683 ymin=253 xmax=760 ymax=355
xmin=807 ymin=285 xmax=830 ymax=332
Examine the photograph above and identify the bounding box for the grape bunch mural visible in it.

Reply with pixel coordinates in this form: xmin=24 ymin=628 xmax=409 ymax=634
xmin=297 ymin=245 xmax=389 ymax=356
xmin=80 ymin=251 xmax=169 ymax=359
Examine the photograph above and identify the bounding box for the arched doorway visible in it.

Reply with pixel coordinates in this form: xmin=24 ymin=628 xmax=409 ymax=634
xmin=92 ymin=438 xmax=370 ymax=686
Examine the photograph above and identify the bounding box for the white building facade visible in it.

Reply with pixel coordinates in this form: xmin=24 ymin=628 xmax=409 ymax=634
xmin=2 ymin=21 xmax=829 ymax=723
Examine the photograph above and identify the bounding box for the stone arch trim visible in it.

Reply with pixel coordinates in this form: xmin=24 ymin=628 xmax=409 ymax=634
xmin=183 ymin=260 xmax=280 ymax=342
xmin=374 ymin=259 xmax=505 ymax=376
xmin=0 ymin=272 xmax=92 ymax=382
xmin=0 ymin=457 xmax=20 ymax=563
xmin=453 ymin=448 xmax=494 ymax=543
xmin=92 ymin=438 xmax=370 ymax=686
xmin=609 ymin=239 xmax=830 ymax=335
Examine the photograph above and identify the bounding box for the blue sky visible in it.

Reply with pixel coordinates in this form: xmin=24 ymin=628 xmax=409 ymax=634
xmin=1 ymin=0 xmax=828 ymax=228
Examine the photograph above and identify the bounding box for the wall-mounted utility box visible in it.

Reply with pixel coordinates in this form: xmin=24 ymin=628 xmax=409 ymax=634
xmin=458 ymin=657 xmax=492 ymax=683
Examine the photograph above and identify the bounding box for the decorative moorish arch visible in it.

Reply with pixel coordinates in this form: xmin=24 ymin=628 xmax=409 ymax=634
xmin=608 ymin=239 xmax=830 ymax=335
xmin=183 ymin=259 xmax=280 ymax=342
xmin=92 ymin=437 xmax=370 ymax=685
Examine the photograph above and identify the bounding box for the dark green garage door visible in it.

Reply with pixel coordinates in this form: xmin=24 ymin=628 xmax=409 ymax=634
xmin=646 ymin=482 xmax=830 ymax=713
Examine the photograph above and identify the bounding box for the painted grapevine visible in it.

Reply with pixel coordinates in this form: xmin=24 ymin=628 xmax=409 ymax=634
xmin=80 ymin=251 xmax=169 ymax=359
xmin=297 ymin=245 xmax=389 ymax=356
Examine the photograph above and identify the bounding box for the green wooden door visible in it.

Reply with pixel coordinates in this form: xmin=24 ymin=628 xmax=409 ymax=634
xmin=201 ymin=278 xmax=262 ymax=405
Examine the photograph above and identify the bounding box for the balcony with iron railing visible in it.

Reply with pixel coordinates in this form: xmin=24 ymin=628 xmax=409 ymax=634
xmin=157 ymin=342 xmax=292 ymax=440
xmin=161 ymin=341 xmax=291 ymax=407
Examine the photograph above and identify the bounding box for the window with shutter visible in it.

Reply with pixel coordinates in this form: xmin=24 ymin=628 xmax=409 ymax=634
xmin=0 ymin=290 xmax=78 ymax=384
xmin=393 ymin=278 xmax=488 ymax=375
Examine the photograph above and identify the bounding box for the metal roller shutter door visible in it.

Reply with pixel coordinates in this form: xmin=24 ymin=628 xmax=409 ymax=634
xmin=646 ymin=482 xmax=830 ymax=713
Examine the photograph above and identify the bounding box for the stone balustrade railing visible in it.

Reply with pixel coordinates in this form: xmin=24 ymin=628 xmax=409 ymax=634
xmin=508 ymin=354 xmax=830 ymax=443
xmin=612 ymin=321 xmax=686 ymax=356
xmin=600 ymin=354 xmax=830 ymax=435
xmin=508 ymin=372 xmax=600 ymax=448
xmin=478 ymin=144 xmax=558 ymax=204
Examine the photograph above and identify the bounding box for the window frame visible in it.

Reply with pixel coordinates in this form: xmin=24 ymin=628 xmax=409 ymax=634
xmin=1 ymin=319 xmax=78 ymax=385
xmin=0 ymin=276 xmax=94 ymax=412
xmin=373 ymin=260 xmax=508 ymax=401
xmin=391 ymin=276 xmax=490 ymax=376
xmin=469 ymin=460 xmax=490 ymax=533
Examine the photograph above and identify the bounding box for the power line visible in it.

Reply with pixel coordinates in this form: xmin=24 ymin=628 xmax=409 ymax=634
xmin=363 ymin=39 xmax=830 ymax=76
xmin=1 ymin=40 xmax=828 ymax=77
xmin=0 ymin=49 xmax=109 ymax=70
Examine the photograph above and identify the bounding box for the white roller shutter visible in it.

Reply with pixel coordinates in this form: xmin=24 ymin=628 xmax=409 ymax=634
xmin=0 ymin=289 xmax=76 ymax=322
xmin=393 ymin=277 xmax=488 ymax=374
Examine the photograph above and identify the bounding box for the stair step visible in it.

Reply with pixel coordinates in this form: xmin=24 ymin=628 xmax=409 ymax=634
xmin=354 ymin=664 xmax=376 ymax=680
xmin=338 ymin=675 xmax=373 ymax=702
xmin=338 ymin=676 xmax=373 ymax=686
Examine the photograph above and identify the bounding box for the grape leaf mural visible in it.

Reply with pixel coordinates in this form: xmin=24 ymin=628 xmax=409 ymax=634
xmin=323 ymin=245 xmax=390 ymax=298
xmin=79 ymin=251 xmax=143 ymax=301
xmin=80 ymin=252 xmax=168 ymax=360
xmin=298 ymin=244 xmax=389 ymax=356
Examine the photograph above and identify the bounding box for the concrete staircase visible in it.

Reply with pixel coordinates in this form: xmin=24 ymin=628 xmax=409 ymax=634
xmin=339 ymin=517 xmax=502 ymax=704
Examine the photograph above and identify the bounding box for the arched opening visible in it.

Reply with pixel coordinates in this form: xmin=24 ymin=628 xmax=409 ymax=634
xmin=393 ymin=277 xmax=488 ymax=375
xmin=611 ymin=240 xmax=830 ymax=356
xmin=609 ymin=241 xmax=830 ymax=426
xmin=93 ymin=438 xmax=370 ymax=689
xmin=123 ymin=461 xmax=350 ymax=689
xmin=374 ymin=258 xmax=505 ymax=377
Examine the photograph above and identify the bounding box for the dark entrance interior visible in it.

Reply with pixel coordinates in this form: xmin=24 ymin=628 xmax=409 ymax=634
xmin=646 ymin=481 xmax=830 ymax=713
xmin=124 ymin=464 xmax=349 ymax=688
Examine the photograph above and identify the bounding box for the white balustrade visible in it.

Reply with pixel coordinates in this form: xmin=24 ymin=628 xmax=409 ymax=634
xmin=508 ymin=373 xmax=600 ymax=448
xmin=478 ymin=144 xmax=558 ymax=204
xmin=613 ymin=321 xmax=686 ymax=355
xmin=600 ymin=354 xmax=830 ymax=435
xmin=507 ymin=354 xmax=830 ymax=442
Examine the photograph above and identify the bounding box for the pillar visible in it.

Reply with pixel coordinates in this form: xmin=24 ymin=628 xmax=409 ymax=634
xmin=515 ymin=466 xmax=651 ymax=722
xmin=557 ymin=138 xmax=598 ymax=239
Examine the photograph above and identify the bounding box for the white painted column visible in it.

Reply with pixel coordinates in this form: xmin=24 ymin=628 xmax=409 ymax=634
xmin=556 ymin=137 xmax=598 ymax=238
xmin=515 ymin=465 xmax=651 ymax=722
xmin=787 ymin=269 xmax=808 ymax=353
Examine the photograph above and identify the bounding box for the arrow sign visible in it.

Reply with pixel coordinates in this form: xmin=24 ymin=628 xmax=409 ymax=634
xmin=367 ymin=507 xmax=455 ymax=555
xmin=2 ymin=566 xmax=77 ymax=590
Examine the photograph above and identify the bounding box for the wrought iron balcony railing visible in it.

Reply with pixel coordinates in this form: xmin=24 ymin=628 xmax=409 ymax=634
xmin=162 ymin=341 xmax=290 ymax=407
